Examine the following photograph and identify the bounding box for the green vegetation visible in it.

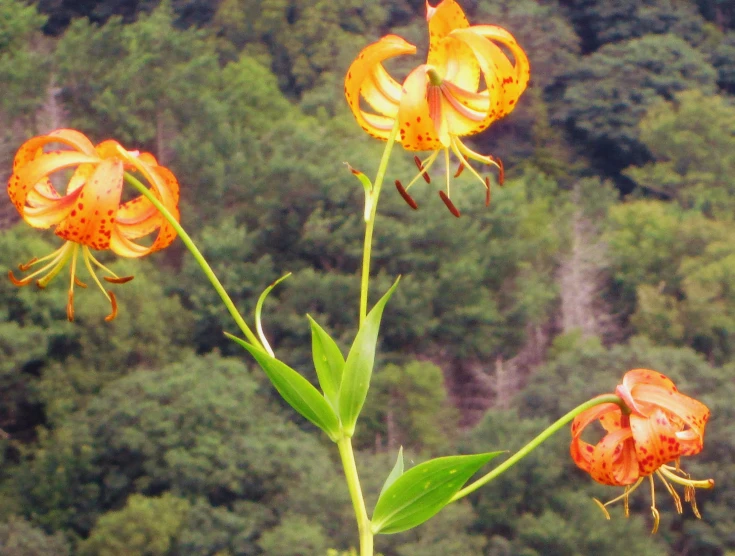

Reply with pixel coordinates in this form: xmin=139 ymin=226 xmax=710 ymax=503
xmin=1 ymin=0 xmax=734 ymax=553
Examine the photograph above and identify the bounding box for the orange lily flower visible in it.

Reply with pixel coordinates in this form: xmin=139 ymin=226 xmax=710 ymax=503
xmin=571 ymin=369 xmax=713 ymax=532
xmin=7 ymin=129 xmax=180 ymax=321
xmin=344 ymin=0 xmax=529 ymax=215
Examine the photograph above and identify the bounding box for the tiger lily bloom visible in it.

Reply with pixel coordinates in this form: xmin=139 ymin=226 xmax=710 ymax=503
xmin=344 ymin=0 xmax=529 ymax=215
xmin=571 ymin=369 xmax=713 ymax=533
xmin=7 ymin=129 xmax=180 ymax=321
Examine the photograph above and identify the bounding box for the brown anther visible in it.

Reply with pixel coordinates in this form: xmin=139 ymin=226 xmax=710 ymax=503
xmin=454 ymin=162 xmax=465 ymax=178
xmin=103 ymin=275 xmax=134 ymax=284
xmin=67 ymin=290 xmax=75 ymax=322
xmin=8 ymin=270 xmax=32 ymax=287
xmin=438 ymin=191 xmax=461 ymax=218
xmin=485 ymin=176 xmax=491 ymax=207
xmin=395 ymin=180 xmax=419 ymax=210
xmin=104 ymin=291 xmax=118 ymax=321
xmin=414 ymin=156 xmax=431 ymax=183
xmin=496 ymin=156 xmax=505 ymax=186
xmin=18 ymin=258 xmax=38 ymax=271
xmin=74 ymin=277 xmax=88 ymax=288
xmin=36 ymin=280 xmax=46 ymax=289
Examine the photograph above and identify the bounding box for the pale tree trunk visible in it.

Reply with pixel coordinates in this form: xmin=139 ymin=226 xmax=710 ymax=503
xmin=558 ymin=190 xmax=616 ymax=340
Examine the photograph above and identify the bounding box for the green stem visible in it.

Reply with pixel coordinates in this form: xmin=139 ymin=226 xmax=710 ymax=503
xmin=337 ymin=435 xmax=373 ymax=556
xmin=359 ymin=122 xmax=400 ymax=327
xmin=450 ymin=394 xmax=625 ymax=502
xmin=123 ymin=172 xmax=262 ymax=348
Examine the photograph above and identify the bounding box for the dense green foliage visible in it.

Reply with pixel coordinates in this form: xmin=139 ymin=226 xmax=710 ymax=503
xmin=1 ymin=0 xmax=734 ymax=553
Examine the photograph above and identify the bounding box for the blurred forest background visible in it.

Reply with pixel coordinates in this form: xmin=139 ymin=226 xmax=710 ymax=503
xmin=1 ymin=0 xmax=735 ymax=554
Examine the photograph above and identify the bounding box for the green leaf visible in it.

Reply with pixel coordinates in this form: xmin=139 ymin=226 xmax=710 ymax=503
xmin=378 ymin=447 xmax=404 ymax=500
xmin=307 ymin=316 xmax=345 ymax=409
xmin=255 ymin=273 xmax=291 ymax=355
xmin=227 ymin=334 xmax=340 ymax=441
xmin=371 ymin=452 xmax=501 ymax=535
xmin=339 ymin=278 xmax=400 ymax=436
xmin=346 ymin=163 xmax=374 ymax=222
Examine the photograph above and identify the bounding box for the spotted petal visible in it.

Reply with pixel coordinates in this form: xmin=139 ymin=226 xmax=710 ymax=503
xmin=589 ymin=427 xmax=639 ymax=486
xmin=55 ymin=158 xmax=124 ymax=251
xmin=9 ymin=151 xmax=101 ymax=216
xmin=630 ymin=409 xmax=681 ymax=476
xmin=398 ymin=66 xmax=446 ymax=150
xmin=570 ymin=400 xmax=622 ymax=472
xmin=427 ymin=0 xmax=477 ymax=91
xmin=345 ymin=34 xmax=416 ymax=140
xmin=471 ymin=25 xmax=530 ymax=102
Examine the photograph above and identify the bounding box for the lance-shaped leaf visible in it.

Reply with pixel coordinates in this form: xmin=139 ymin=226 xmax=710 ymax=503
xmin=339 ymin=278 xmax=400 ymax=436
xmin=378 ymin=447 xmax=404 ymax=500
xmin=227 ymin=334 xmax=340 ymax=441
xmin=255 ymin=273 xmax=291 ymax=356
xmin=308 ymin=316 xmax=345 ymax=410
xmin=346 ymin=162 xmax=374 ymax=221
xmin=371 ymin=452 xmax=501 ymax=535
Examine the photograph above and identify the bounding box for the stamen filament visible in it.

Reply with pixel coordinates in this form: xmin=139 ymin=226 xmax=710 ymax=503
xmin=450 ymin=137 xmax=489 ymax=188
xmin=85 ymin=248 xmax=121 ymax=279
xmin=444 ymin=148 xmax=451 ymax=198
xmin=11 ymin=245 xmax=69 ymax=286
xmin=649 ymin=475 xmax=660 ymax=534
xmin=403 ymin=150 xmax=440 ymax=191
xmin=655 ymin=469 xmax=683 ymax=513
xmin=35 ymin=243 xmax=76 ymax=288
xmin=67 ymin=244 xmax=80 ymax=321
xmin=658 ymin=465 xmax=714 ymax=489
xmin=82 ymin=248 xmax=113 ymax=304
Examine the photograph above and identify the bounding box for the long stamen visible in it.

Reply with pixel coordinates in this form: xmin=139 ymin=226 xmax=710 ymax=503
xmin=35 ymin=243 xmax=76 ymax=288
xmin=659 ymin=465 xmax=714 ymax=490
xmin=81 ymin=247 xmax=123 ymax=322
xmin=444 ymin=148 xmax=451 ymax=198
xmin=18 ymin=258 xmax=38 ymax=271
xmin=655 ymin=469 xmax=683 ymax=513
xmin=85 ymin=248 xmax=134 ymax=284
xmin=450 ymin=137 xmax=488 ymax=190
xmin=85 ymin=249 xmax=120 ymax=279
xmin=9 ymin=244 xmax=72 ymax=286
xmin=82 ymin=247 xmax=112 ymax=303
xmin=414 ymin=156 xmax=431 ymax=183
xmin=67 ymin=244 xmax=80 ymax=321
xmin=649 ymin=475 xmax=660 ymax=534
xmin=403 ymin=150 xmax=440 ymax=192
xmin=593 ymin=498 xmax=611 ymax=520
xmin=600 ymin=477 xmax=645 ymax=509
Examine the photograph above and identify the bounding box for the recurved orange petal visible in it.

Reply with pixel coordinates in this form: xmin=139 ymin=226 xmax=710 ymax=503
xmin=26 ymin=179 xmax=60 ymax=207
xmin=55 ymin=158 xmax=124 ymax=250
xmin=115 ymin=196 xmax=160 ymax=240
xmin=631 ymin=384 xmax=709 ymax=456
xmin=427 ymin=0 xmax=470 ymax=45
xmin=589 ymin=427 xmax=639 ymax=486
xmin=65 ymin=164 xmax=96 ymax=195
xmin=570 ymin=400 xmax=623 ymax=473
xmin=427 ymin=0 xmax=479 ymax=90
xmin=630 ymin=409 xmax=681 ymax=476
xmin=9 ymin=151 xmax=100 ymax=214
xmin=23 ymin=189 xmax=81 ymax=228
xmin=440 ymin=81 xmax=490 ymax=137
xmin=345 ymin=34 xmax=417 ymax=140
xmin=471 ymin=25 xmax=530 ymax=96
